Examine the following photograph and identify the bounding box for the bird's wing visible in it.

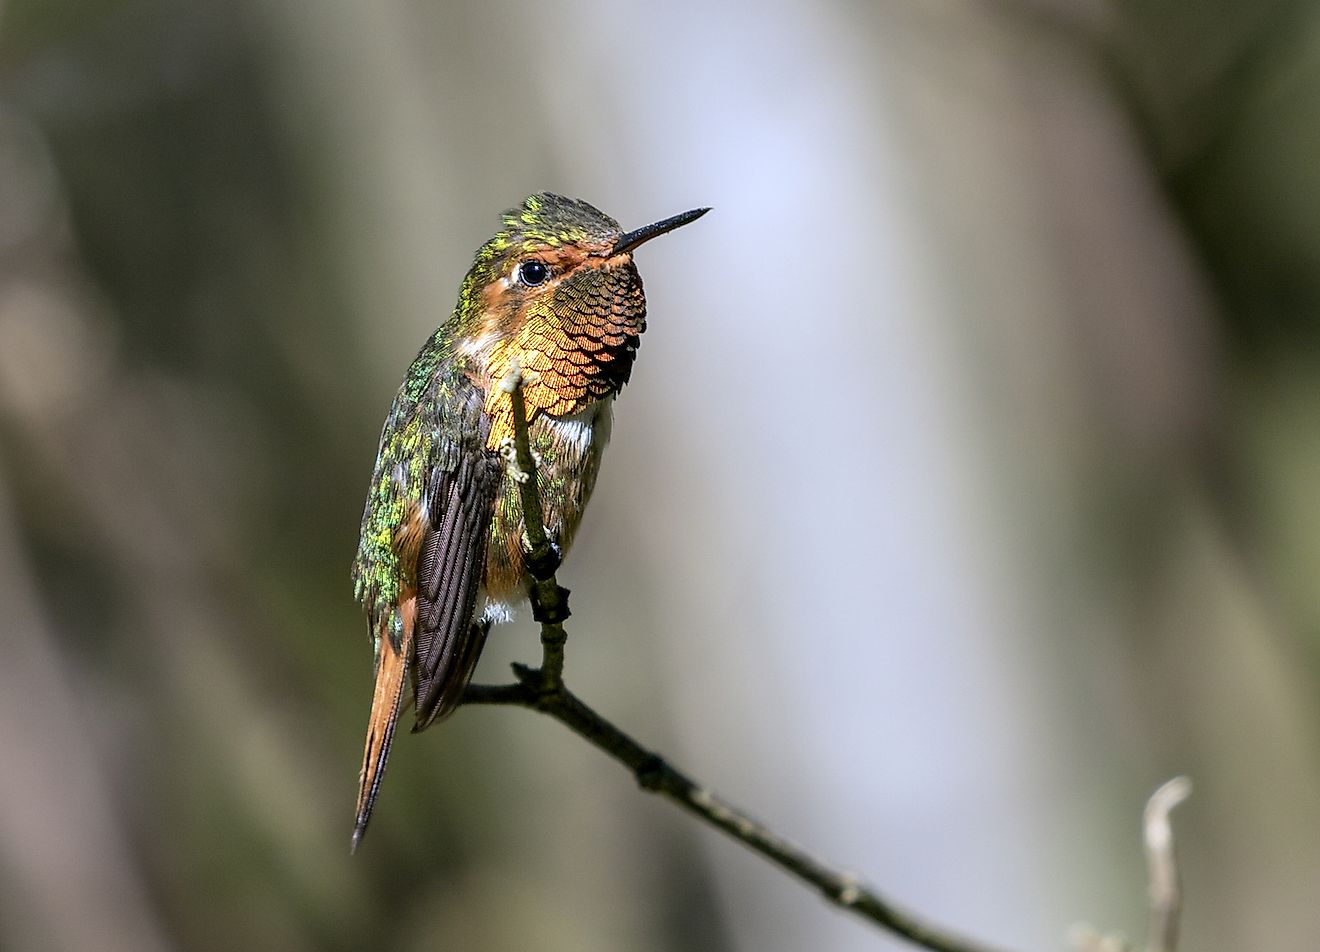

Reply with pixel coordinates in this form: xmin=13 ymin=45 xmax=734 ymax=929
xmin=352 ymin=379 xmax=503 ymax=850
xmin=411 ymin=447 xmax=504 ymax=730
xmin=351 ymin=446 xmax=503 ymax=849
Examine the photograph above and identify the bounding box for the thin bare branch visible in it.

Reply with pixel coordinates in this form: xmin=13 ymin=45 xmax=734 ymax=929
xmin=464 ymin=674 xmax=1012 ymax=952
xmin=464 ymin=372 xmax=1016 ymax=952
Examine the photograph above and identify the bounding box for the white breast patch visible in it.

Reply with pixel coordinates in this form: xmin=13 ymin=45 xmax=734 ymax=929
xmin=542 ymin=398 xmax=614 ymax=459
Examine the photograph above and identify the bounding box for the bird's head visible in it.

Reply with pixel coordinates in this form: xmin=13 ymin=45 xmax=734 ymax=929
xmin=454 ymin=193 xmax=708 ymax=420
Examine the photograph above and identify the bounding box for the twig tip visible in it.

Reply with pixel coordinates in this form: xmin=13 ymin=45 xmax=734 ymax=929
xmin=1147 ymin=777 xmax=1193 ymax=816
xmin=1144 ymin=776 xmax=1192 ymax=854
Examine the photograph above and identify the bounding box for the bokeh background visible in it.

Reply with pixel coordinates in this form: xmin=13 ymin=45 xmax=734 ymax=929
xmin=3 ymin=1 xmax=1319 ymax=950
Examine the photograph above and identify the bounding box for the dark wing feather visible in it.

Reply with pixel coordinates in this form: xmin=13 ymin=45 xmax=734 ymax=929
xmin=412 ymin=447 xmax=504 ymax=730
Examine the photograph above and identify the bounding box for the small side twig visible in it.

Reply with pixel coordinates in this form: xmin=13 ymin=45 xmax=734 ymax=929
xmin=1143 ymin=777 xmax=1192 ymax=952
xmin=1071 ymin=777 xmax=1194 ymax=952
xmin=465 ymin=370 xmax=1011 ymax=952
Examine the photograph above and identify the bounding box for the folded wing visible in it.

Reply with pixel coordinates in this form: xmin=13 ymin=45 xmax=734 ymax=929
xmin=412 ymin=448 xmax=504 ymax=730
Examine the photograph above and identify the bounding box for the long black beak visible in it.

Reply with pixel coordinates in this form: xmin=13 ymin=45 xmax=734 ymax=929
xmin=612 ymin=206 xmax=711 ymax=255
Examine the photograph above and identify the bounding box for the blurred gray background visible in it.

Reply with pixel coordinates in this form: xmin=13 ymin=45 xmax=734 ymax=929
xmin=2 ymin=1 xmax=1319 ymax=950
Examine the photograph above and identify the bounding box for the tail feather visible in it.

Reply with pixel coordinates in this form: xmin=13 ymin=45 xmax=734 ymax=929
xmin=352 ymin=606 xmax=414 ymax=852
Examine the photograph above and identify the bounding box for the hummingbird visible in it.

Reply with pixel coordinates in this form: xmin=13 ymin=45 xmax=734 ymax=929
xmin=350 ymin=193 xmax=709 ymax=850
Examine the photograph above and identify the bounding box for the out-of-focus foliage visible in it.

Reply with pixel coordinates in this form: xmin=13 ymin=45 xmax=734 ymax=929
xmin=1 ymin=2 xmax=1318 ymax=951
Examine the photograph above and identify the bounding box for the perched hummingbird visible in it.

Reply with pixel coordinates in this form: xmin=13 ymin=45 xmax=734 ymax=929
xmin=350 ymin=193 xmax=708 ymax=850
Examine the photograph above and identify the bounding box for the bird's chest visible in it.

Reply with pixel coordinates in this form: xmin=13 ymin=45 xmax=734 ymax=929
xmin=484 ymin=398 xmax=614 ymax=605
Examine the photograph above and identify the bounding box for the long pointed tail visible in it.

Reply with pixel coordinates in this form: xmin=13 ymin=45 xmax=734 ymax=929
xmin=352 ymin=611 xmax=413 ymax=852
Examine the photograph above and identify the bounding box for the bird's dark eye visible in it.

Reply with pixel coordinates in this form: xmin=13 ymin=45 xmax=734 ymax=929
xmin=517 ymin=260 xmax=549 ymax=286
